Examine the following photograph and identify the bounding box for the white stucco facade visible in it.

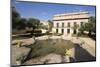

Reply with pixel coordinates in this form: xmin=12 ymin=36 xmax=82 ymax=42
xmin=52 ymin=12 xmax=90 ymax=36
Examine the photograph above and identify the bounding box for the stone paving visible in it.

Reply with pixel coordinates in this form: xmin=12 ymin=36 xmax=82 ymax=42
xmin=12 ymin=37 xmax=35 ymax=46
xmin=11 ymin=45 xmax=31 ymax=65
xmin=71 ymin=37 xmax=96 ymax=57
xmin=79 ymin=37 xmax=96 ymax=57
xmin=80 ymin=37 xmax=95 ymax=50
xmin=23 ymin=53 xmax=68 ymax=65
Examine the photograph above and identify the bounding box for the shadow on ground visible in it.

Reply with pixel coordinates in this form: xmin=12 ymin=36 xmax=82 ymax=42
xmin=74 ymin=44 xmax=96 ymax=62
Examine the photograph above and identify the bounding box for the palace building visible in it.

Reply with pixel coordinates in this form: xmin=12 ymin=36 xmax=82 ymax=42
xmin=52 ymin=12 xmax=90 ymax=36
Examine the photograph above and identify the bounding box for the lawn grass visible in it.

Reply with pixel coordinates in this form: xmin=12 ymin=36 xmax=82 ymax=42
xmin=27 ymin=39 xmax=74 ymax=59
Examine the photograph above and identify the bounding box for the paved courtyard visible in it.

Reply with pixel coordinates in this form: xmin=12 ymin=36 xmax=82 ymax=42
xmin=11 ymin=35 xmax=96 ymax=65
xmin=11 ymin=45 xmax=31 ymax=65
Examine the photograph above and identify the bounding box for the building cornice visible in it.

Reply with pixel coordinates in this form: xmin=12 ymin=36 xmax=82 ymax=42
xmin=54 ymin=12 xmax=89 ymax=17
xmin=53 ymin=18 xmax=89 ymax=21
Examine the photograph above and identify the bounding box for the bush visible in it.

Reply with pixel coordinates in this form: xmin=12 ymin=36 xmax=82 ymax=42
xmin=12 ymin=29 xmax=26 ymax=34
xmin=53 ymin=33 xmax=62 ymax=36
xmin=26 ymin=29 xmax=42 ymax=34
xmin=45 ymin=32 xmax=52 ymax=35
xmin=33 ymin=33 xmax=45 ymax=37
xmin=77 ymin=32 xmax=81 ymax=37
xmin=34 ymin=29 xmax=42 ymax=33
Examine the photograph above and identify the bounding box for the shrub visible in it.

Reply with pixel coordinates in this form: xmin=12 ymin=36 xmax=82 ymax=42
xmin=53 ymin=33 xmax=62 ymax=36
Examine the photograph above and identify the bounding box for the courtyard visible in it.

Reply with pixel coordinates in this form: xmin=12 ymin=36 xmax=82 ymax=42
xmin=11 ymin=35 xmax=96 ymax=65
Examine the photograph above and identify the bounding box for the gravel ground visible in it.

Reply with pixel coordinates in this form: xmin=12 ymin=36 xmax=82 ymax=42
xmin=23 ymin=53 xmax=68 ymax=65
xmin=11 ymin=45 xmax=31 ymax=65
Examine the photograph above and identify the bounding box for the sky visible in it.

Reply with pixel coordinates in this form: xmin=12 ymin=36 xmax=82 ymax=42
xmin=12 ymin=0 xmax=96 ymax=21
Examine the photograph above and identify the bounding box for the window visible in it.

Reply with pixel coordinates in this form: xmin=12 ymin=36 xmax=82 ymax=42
xmin=74 ymin=22 xmax=76 ymax=25
xmin=57 ymin=23 xmax=59 ymax=27
xmin=68 ymin=22 xmax=70 ymax=27
xmin=62 ymin=23 xmax=64 ymax=27
xmin=62 ymin=29 xmax=64 ymax=34
xmin=56 ymin=29 xmax=58 ymax=33
xmin=67 ymin=29 xmax=70 ymax=33
xmin=74 ymin=22 xmax=77 ymax=27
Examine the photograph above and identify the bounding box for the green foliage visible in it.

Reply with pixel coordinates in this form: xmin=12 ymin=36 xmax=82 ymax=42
xmin=53 ymin=33 xmax=62 ymax=36
xmin=27 ymin=18 xmax=40 ymax=29
xmin=48 ymin=20 xmax=53 ymax=31
xmin=12 ymin=6 xmax=27 ymax=30
xmin=72 ymin=24 xmax=79 ymax=29
xmin=12 ymin=6 xmax=21 ymax=29
xmin=89 ymin=17 xmax=96 ymax=33
xmin=12 ymin=6 xmax=42 ymax=34
xmin=79 ymin=24 xmax=86 ymax=34
xmin=89 ymin=17 xmax=96 ymax=23
xmin=17 ymin=18 xmax=27 ymax=30
xmin=79 ymin=16 xmax=96 ymax=35
xmin=84 ymin=22 xmax=93 ymax=32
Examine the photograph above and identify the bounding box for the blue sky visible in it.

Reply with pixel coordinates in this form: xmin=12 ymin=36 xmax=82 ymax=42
xmin=12 ymin=0 xmax=96 ymax=21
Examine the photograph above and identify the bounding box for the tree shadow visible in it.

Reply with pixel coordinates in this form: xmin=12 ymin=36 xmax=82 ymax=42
xmin=74 ymin=43 xmax=96 ymax=62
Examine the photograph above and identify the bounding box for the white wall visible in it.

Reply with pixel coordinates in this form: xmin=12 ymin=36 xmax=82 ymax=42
xmin=53 ymin=19 xmax=88 ymax=27
xmin=53 ymin=18 xmax=88 ymax=35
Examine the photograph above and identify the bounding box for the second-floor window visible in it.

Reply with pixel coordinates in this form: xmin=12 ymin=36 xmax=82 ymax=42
xmin=62 ymin=23 xmax=64 ymax=27
xmin=57 ymin=23 xmax=59 ymax=27
xmin=74 ymin=22 xmax=77 ymax=27
xmin=68 ymin=22 xmax=70 ymax=27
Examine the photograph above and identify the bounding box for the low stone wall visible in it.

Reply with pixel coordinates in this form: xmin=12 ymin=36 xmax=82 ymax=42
xmin=35 ymin=35 xmax=72 ymax=40
xmin=12 ymin=37 xmax=35 ymax=46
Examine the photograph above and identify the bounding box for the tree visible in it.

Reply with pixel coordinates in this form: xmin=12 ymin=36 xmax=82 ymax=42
xmin=79 ymin=16 xmax=96 ymax=35
xmin=12 ymin=6 xmax=41 ymax=35
xmin=79 ymin=24 xmax=85 ymax=34
xmin=84 ymin=22 xmax=93 ymax=35
xmin=72 ymin=24 xmax=79 ymax=30
xmin=12 ymin=6 xmax=21 ymax=29
xmin=27 ymin=18 xmax=40 ymax=29
xmin=17 ymin=18 xmax=27 ymax=30
xmin=89 ymin=17 xmax=96 ymax=33
xmin=38 ymin=23 xmax=48 ymax=30
xmin=48 ymin=20 xmax=53 ymax=31
xmin=84 ymin=17 xmax=96 ymax=35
